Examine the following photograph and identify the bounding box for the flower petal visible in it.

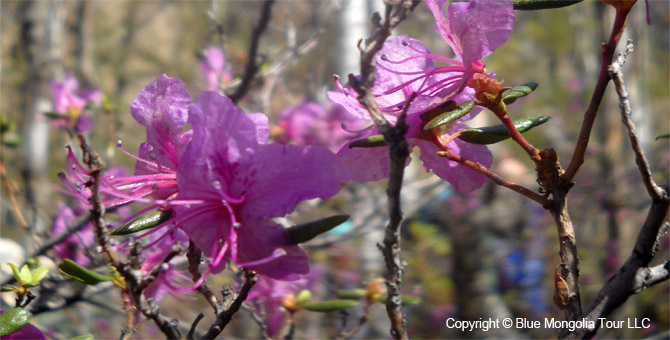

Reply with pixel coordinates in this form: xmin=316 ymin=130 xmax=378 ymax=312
xmin=415 ymin=123 xmax=492 ymax=193
xmin=234 ymin=219 xmax=309 ymax=281
xmin=238 ymin=143 xmax=351 ymax=220
xmin=448 ymin=0 xmax=515 ymax=66
xmin=130 ymin=75 xmax=192 ymax=171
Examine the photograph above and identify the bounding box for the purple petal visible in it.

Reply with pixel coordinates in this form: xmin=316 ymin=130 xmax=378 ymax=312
xmin=185 ymin=92 xmax=263 ymax=167
xmin=75 ymin=112 xmax=94 ymax=133
xmin=327 ymin=90 xmax=369 ymax=120
xmin=415 ymin=123 xmax=492 ymax=193
xmin=234 ymin=219 xmax=309 ymax=280
xmin=336 ymin=126 xmax=392 ymax=182
xmin=175 ymin=201 xmax=232 ymax=267
xmin=247 ymin=113 xmax=270 ymax=144
xmin=448 ymin=0 xmax=515 ymax=66
xmin=130 ymin=75 xmax=191 ymax=171
xmin=238 ymin=143 xmax=351 ymax=220
xmin=426 ymin=0 xmax=461 ymax=58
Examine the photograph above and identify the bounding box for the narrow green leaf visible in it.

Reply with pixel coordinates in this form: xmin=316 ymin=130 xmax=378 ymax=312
xmin=423 ymin=100 xmax=476 ymax=132
xmin=30 ymin=266 xmax=49 ymax=284
xmin=349 ymin=134 xmax=387 ymax=148
xmin=656 ymin=133 xmax=670 ymax=140
xmin=513 ymin=0 xmax=582 ymax=10
xmin=287 ymin=215 xmax=350 ymax=244
xmin=70 ymin=334 xmax=95 ymax=340
xmin=302 ymin=300 xmax=360 ymax=313
xmin=0 ymin=307 xmax=29 ymax=336
xmin=109 ymin=210 xmax=173 ymax=235
xmin=502 ymin=82 xmax=538 ymax=105
xmin=336 ymin=289 xmax=368 ymax=300
xmin=43 ymin=111 xmax=64 ymax=119
xmin=8 ymin=263 xmax=21 ymax=282
xmin=375 ymin=294 xmax=422 ymax=305
xmin=458 ymin=115 xmax=551 ymax=145
xmin=58 ymin=259 xmax=113 ymax=285
xmin=1 ymin=286 xmax=17 ymax=292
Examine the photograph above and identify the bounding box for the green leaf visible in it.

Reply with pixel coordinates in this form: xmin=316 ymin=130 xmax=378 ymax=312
xmin=8 ymin=263 xmax=21 ymax=282
xmin=0 ymin=307 xmax=29 ymax=336
xmin=458 ymin=115 xmax=551 ymax=145
xmin=423 ymin=100 xmax=476 ymax=132
xmin=109 ymin=210 xmax=173 ymax=235
xmin=58 ymin=259 xmax=113 ymax=285
xmin=656 ymin=133 xmax=670 ymax=140
xmin=18 ymin=265 xmax=32 ymax=284
xmin=70 ymin=334 xmax=95 ymax=340
xmin=513 ymin=0 xmax=582 ymax=10
xmin=336 ymin=289 xmax=368 ymax=300
xmin=287 ymin=215 xmax=350 ymax=244
xmin=43 ymin=111 xmax=64 ymax=119
xmin=349 ymin=134 xmax=387 ymax=148
xmin=375 ymin=294 xmax=422 ymax=305
xmin=29 ymin=266 xmax=49 ymax=284
xmin=1 ymin=286 xmax=17 ymax=292
xmin=502 ymin=82 xmax=538 ymax=105
xmin=302 ymin=300 xmax=360 ymax=313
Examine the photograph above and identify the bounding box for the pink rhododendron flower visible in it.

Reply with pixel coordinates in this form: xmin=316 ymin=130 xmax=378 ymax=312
xmin=328 ymin=0 xmax=514 ymax=193
xmin=273 ymin=101 xmax=364 ymax=152
xmin=49 ymin=73 xmax=102 ymax=133
xmin=175 ymin=91 xmax=350 ymax=282
xmin=199 ymin=47 xmax=233 ymax=91
xmin=246 ymin=267 xmax=323 ymax=337
xmin=51 ymin=203 xmax=95 ymax=267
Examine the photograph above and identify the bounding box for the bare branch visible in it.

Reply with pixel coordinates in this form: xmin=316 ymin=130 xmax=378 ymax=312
xmin=227 ymin=0 xmax=275 ymax=103
xmin=607 ymin=40 xmax=665 ymax=200
xmin=200 ymin=270 xmax=258 ymax=339
xmin=562 ymin=3 xmax=635 ymax=183
xmin=633 ymin=261 xmax=670 ymax=292
xmin=348 ymin=2 xmax=420 ymax=339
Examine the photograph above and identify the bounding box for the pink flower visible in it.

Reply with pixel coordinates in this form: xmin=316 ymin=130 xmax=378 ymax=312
xmin=246 ymin=267 xmax=323 ymax=337
xmin=174 ymin=92 xmax=350 ymax=282
xmin=274 ymin=101 xmax=364 ymax=152
xmin=49 ymin=73 xmax=102 ymax=133
xmin=51 ymin=203 xmax=95 ymax=267
xmin=199 ymin=47 xmax=233 ymax=91
xmin=328 ymin=0 xmax=514 ymax=193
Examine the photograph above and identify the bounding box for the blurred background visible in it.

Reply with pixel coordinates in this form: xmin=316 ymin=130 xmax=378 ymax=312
xmin=1 ymin=0 xmax=668 ymax=338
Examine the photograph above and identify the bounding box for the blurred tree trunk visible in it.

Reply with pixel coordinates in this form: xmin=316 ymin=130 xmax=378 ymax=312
xmin=337 ymin=0 xmax=367 ymax=78
xmin=19 ymin=0 xmax=65 ymax=231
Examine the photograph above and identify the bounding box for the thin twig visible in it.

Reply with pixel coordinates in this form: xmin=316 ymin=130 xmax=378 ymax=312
xmin=560 ymin=37 xmax=670 ymax=340
xmin=607 ymin=40 xmax=664 ymax=200
xmin=562 ymin=3 xmax=634 ymax=184
xmin=437 ymin=149 xmax=550 ymax=206
xmin=187 ymin=241 xmax=222 ymax=314
xmin=348 ymin=2 xmax=420 ymax=339
xmin=227 ymin=0 xmax=275 ymax=103
xmin=200 ymin=270 xmax=258 ymax=339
